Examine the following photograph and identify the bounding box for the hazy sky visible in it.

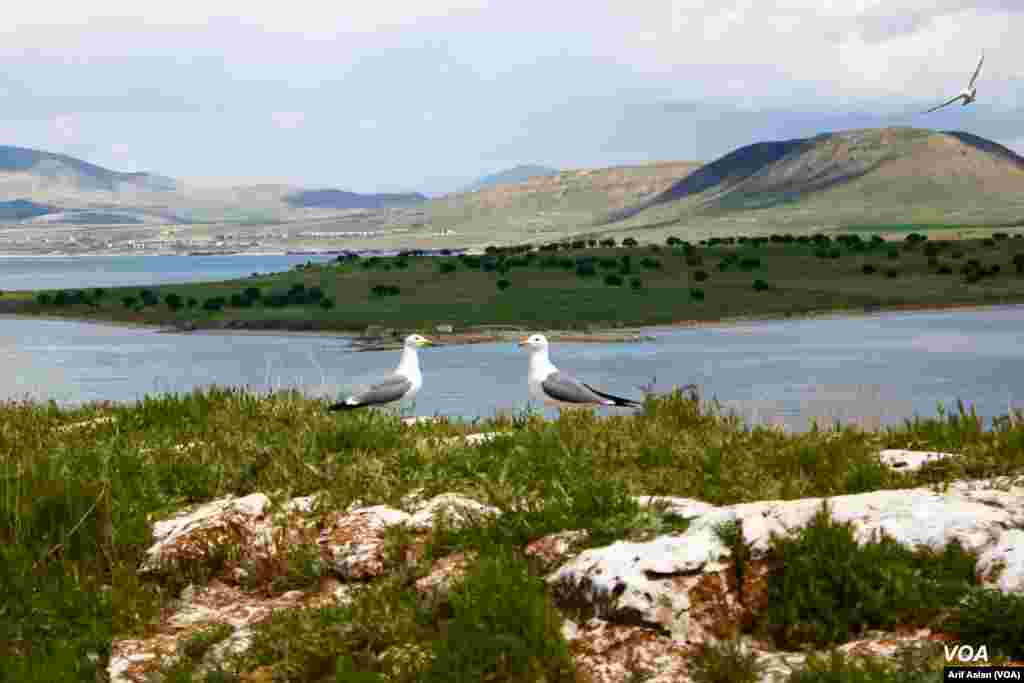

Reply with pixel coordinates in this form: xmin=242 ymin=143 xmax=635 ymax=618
xmin=2 ymin=2 xmax=1022 ymax=195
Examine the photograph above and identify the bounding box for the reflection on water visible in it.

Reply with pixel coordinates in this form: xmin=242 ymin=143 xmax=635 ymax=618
xmin=2 ymin=306 xmax=1023 ymax=432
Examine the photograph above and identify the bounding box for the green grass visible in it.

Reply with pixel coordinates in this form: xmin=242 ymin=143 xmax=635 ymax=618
xmin=3 ymin=387 xmax=1023 ymax=680
xmin=10 ymin=233 xmax=1024 ymax=333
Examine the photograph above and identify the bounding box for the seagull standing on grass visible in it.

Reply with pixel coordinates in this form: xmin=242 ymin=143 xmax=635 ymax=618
xmin=924 ymin=51 xmax=985 ymax=113
xmin=328 ymin=334 xmax=434 ymax=410
xmin=518 ymin=333 xmax=642 ymax=409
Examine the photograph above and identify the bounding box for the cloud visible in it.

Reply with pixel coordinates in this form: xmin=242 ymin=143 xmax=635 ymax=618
xmin=270 ymin=111 xmax=305 ymax=130
xmin=51 ymin=114 xmax=78 ymax=141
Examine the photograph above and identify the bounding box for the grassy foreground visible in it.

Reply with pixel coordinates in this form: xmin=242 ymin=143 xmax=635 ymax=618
xmin=7 ymin=232 xmax=1024 ymax=334
xmin=3 ymin=387 xmax=1024 ymax=681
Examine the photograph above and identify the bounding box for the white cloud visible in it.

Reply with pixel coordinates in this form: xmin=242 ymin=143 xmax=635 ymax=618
xmin=270 ymin=111 xmax=306 ymax=130
xmin=51 ymin=114 xmax=78 ymax=141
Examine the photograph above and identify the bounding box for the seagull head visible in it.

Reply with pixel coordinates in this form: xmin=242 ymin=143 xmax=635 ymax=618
xmin=404 ymin=334 xmax=435 ymax=348
xmin=517 ymin=333 xmax=549 ymax=352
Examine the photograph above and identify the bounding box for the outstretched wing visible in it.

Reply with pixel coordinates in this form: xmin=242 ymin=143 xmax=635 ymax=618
xmin=541 ymin=372 xmax=611 ymax=405
xmin=924 ymin=94 xmax=963 ymax=113
xmin=968 ymin=52 xmax=984 ymax=89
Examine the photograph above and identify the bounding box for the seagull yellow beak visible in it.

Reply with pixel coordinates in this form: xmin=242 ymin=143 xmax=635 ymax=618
xmin=517 ymin=336 xmax=530 ymax=347
xmin=418 ymin=337 xmax=435 ymax=346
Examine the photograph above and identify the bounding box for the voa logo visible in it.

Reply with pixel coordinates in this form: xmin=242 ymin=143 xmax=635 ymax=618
xmin=945 ymin=644 xmax=989 ymax=663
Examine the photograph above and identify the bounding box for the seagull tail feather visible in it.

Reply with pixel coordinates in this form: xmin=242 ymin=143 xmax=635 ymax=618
xmin=328 ymin=400 xmax=362 ymax=411
xmin=586 ymin=385 xmax=643 ymax=408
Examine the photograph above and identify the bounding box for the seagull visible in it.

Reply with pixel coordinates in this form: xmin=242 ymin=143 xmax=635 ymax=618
xmin=328 ymin=334 xmax=434 ymax=410
xmin=517 ymin=333 xmax=642 ymax=409
xmin=924 ymin=51 xmax=985 ymax=113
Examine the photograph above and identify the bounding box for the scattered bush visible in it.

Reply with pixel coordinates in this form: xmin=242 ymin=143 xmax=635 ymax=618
xmin=694 ymin=270 xmax=708 ymax=282
xmin=603 ymin=274 xmax=623 ymax=286
xmin=753 ymin=279 xmax=770 ymax=291
xmin=982 ymin=238 xmax=996 ymax=247
xmin=739 ymin=257 xmax=761 ymax=270
xmin=861 ymin=264 xmax=877 ymax=275
xmin=887 ymin=249 xmax=900 ymax=260
xmin=36 ymin=293 xmax=53 ymax=305
xmin=690 ymin=287 xmax=705 ymax=301
xmin=575 ymin=262 xmax=597 ymax=278
xmin=122 ymin=296 xmax=137 ymax=309
xmin=630 ymin=277 xmax=643 ymax=290
xmin=1013 ymin=254 xmax=1024 ymax=274
xmin=763 ymin=503 xmax=977 ymax=649
xmin=319 ymin=297 xmax=334 ymax=309
xmin=666 ymin=236 xmax=683 ymax=246
xmin=370 ymin=285 xmax=401 ymax=297
xmin=938 ymin=265 xmax=953 ymax=275
xmin=599 ymin=238 xmax=616 ymax=248
xmin=496 ymin=279 xmax=511 ymax=291
xmin=686 ymin=254 xmax=703 ymax=267
xmin=622 ymin=237 xmax=638 ymax=247
xmin=165 ymin=293 xmax=184 ymax=311
xmin=640 ymin=257 xmax=662 ymax=269
xmin=942 ymin=588 xmax=1024 ymax=660
xmin=202 ymin=297 xmax=226 ymax=312
xmin=187 ymin=298 xmax=198 ymax=309
xmin=885 ymin=268 xmax=900 ymax=278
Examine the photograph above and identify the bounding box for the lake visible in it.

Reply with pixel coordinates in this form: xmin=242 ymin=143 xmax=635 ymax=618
xmin=0 ymin=254 xmax=342 ymax=291
xmin=3 ymin=306 xmax=1023 ymax=431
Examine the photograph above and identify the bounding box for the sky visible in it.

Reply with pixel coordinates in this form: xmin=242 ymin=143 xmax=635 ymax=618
xmin=1 ymin=1 xmax=1022 ymax=196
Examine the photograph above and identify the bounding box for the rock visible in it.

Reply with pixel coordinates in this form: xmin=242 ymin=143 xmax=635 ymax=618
xmin=319 ymin=505 xmax=411 ymax=580
xmin=414 ymin=551 xmax=475 ymax=603
xmin=401 ymin=416 xmax=442 ymax=426
xmin=550 ymin=480 xmax=1024 ymax=641
xmin=405 ymin=493 xmax=501 ymax=532
xmin=878 ymin=449 xmax=959 ymax=471
xmin=524 ymin=530 xmax=591 ymax=573
xmin=57 ymin=415 xmax=116 ymax=433
xmin=567 ymin=618 xmax=693 ymax=683
xmin=435 ymin=324 xmax=454 ymax=334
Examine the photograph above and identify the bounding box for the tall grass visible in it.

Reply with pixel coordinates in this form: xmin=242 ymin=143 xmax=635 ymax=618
xmin=2 ymin=386 xmax=1022 ymax=680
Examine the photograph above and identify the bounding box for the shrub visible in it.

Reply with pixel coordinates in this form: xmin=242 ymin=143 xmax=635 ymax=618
xmin=571 ymin=240 xmax=586 ymax=250
xmin=887 ymin=249 xmax=900 ymax=259
xmin=319 ymin=297 xmax=334 ymax=309
xmin=815 ymin=248 xmax=829 ymax=259
xmin=690 ymin=287 xmax=705 ymax=301
xmin=739 ymin=257 xmax=761 ymax=270
xmin=666 ymin=236 xmax=682 ymax=246
xmin=861 ymin=264 xmax=877 ymax=275
xmin=575 ymin=262 xmax=597 ymax=278
xmin=603 ymin=274 xmax=623 ymax=286
xmin=885 ymin=268 xmax=900 ymax=278
xmin=951 ymin=250 xmax=964 ymax=259
xmin=587 ymin=239 xmax=597 ymax=248
xmin=599 ymin=238 xmax=616 ymax=247
xmin=229 ymin=293 xmax=250 ymax=308
xmin=496 ymin=279 xmax=511 ymax=291
xmin=165 ymin=293 xmax=184 ymax=311
xmin=243 ymin=287 xmax=262 ymax=301
xmin=630 ymin=277 xmax=643 ymax=290
xmin=938 ymin=265 xmax=953 ymax=275
xmin=202 ymin=297 xmax=226 ymax=312
xmin=829 ymin=248 xmax=841 ymax=259
xmin=694 ymin=270 xmax=708 ymax=282
xmin=763 ymin=503 xmax=977 ymax=649
xmin=982 ymin=238 xmax=996 ymax=247
xmin=622 ymin=237 xmax=638 ymax=247
xmin=942 ymin=588 xmax=1024 ymax=660
xmin=640 ymin=257 xmax=662 ymax=269
xmin=93 ymin=288 xmax=106 ymax=299
xmin=122 ymin=296 xmax=137 ymax=309
xmin=686 ymin=254 xmax=703 ymax=267
xmin=688 ymin=639 xmax=764 ymax=683
xmin=753 ymin=279 xmax=770 ymax=291
xmin=1013 ymin=254 xmax=1024 ymax=274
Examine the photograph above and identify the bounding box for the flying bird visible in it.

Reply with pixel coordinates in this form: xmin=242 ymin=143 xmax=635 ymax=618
xmin=328 ymin=334 xmax=434 ymax=410
xmin=518 ymin=333 xmax=642 ymax=409
xmin=924 ymin=51 xmax=985 ymax=113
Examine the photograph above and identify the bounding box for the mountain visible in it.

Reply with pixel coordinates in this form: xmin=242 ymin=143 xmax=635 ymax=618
xmin=605 ymin=127 xmax=1024 ymax=231
xmin=459 ymin=164 xmax=560 ymax=194
xmin=283 ymin=189 xmax=428 ymax=209
xmin=0 ymin=145 xmax=179 ymax=193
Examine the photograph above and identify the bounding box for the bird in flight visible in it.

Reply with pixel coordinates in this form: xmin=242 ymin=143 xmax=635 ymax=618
xmin=328 ymin=334 xmax=434 ymax=410
xmin=518 ymin=333 xmax=642 ymax=409
xmin=924 ymin=52 xmax=985 ymax=113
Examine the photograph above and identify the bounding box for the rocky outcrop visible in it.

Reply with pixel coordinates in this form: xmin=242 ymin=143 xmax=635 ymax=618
xmin=113 ymin=473 xmax=1024 ymax=682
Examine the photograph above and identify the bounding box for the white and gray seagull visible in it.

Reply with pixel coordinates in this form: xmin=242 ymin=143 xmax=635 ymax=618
xmin=328 ymin=333 xmax=434 ymax=411
xmin=924 ymin=51 xmax=985 ymax=113
xmin=518 ymin=333 xmax=642 ymax=409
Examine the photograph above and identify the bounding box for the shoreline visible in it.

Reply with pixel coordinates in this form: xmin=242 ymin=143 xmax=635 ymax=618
xmin=3 ymin=300 xmax=1022 ymax=347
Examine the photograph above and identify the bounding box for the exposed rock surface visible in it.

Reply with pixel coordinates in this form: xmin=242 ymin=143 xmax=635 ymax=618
xmin=114 ymin=477 xmax=1024 ymax=682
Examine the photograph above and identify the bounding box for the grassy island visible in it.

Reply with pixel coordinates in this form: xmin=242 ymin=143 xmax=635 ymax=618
xmin=3 ymin=231 xmax=1024 ymax=339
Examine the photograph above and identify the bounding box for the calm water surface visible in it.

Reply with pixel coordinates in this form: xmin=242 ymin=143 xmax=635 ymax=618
xmin=0 ymin=254 xmax=340 ymax=290
xmin=3 ymin=306 xmax=1023 ymax=431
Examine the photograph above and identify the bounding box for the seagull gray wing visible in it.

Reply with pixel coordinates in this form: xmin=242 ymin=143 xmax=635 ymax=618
xmin=347 ymin=373 xmax=412 ymax=406
xmin=969 ymin=52 xmax=984 ymax=89
xmin=924 ymin=94 xmax=963 ymax=113
xmin=541 ymin=371 xmax=611 ymax=404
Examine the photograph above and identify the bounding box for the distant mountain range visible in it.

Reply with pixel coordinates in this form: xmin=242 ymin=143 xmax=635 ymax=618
xmin=458 ymin=164 xmax=560 ymax=194
xmin=0 ymin=145 xmax=177 ymax=193
xmin=283 ymin=189 xmax=428 ymax=209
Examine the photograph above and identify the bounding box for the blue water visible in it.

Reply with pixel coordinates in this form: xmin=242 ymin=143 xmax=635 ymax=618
xmin=3 ymin=303 xmax=1023 ymax=430
xmin=0 ymin=254 xmax=346 ymax=290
